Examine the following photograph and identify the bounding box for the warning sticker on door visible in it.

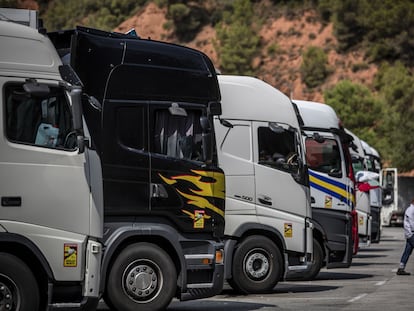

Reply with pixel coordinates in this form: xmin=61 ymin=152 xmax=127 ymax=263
xmin=284 ymin=223 xmax=293 ymax=238
xmin=64 ymin=244 xmax=78 ymax=267
xmin=324 ymin=196 xmax=332 ymax=208
xmin=194 ymin=210 xmax=205 ymax=229
xmin=359 ymin=216 xmax=364 ymax=225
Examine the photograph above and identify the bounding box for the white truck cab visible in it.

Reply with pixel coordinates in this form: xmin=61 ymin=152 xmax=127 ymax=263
xmin=214 ymin=75 xmax=313 ymax=293
xmin=346 ymin=129 xmax=375 ymax=248
xmin=359 ymin=139 xmax=382 ymax=242
xmin=294 ymin=100 xmax=356 ymax=278
xmin=0 ymin=19 xmax=103 ymax=311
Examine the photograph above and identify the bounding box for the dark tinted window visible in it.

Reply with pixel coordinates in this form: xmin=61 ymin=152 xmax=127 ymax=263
xmin=258 ymin=126 xmax=299 ymax=173
xmin=306 ymin=138 xmax=342 ymax=176
xmin=5 ymin=83 xmax=76 ymax=150
xmin=153 ymin=109 xmax=203 ymax=162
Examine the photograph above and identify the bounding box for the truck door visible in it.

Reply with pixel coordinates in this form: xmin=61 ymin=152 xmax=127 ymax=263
xmin=253 ymin=121 xmax=309 ymax=236
xmin=305 ymin=133 xmax=353 ymax=212
xmin=214 ymin=119 xmax=255 ymax=215
xmin=149 ymin=102 xmax=225 ymax=234
xmin=380 ymin=168 xmax=398 ymax=226
xmin=101 ymin=100 xmax=150 ymax=217
xmin=0 ymin=80 xmax=91 ymax=236
xmin=304 ymin=131 xmax=354 ymax=265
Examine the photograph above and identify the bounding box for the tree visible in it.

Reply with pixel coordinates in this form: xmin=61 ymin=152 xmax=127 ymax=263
xmin=168 ymin=3 xmax=207 ymax=41
xmin=373 ymin=62 xmax=414 ymax=171
xmin=323 ymin=80 xmax=384 ymax=152
xmin=42 ymin=0 xmax=144 ymax=32
xmin=301 ymin=46 xmax=330 ymax=88
xmin=215 ymin=0 xmax=259 ymax=75
xmin=330 ymin=0 xmax=365 ymax=51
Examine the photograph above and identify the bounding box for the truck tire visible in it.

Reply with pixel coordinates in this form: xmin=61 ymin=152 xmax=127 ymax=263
xmin=302 ymin=239 xmax=323 ymax=280
xmin=229 ymin=235 xmax=282 ymax=294
xmin=105 ymin=242 xmax=177 ymax=311
xmin=0 ymin=252 xmax=40 ymax=311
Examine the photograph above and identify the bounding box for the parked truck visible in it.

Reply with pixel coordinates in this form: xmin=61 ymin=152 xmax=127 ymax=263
xmin=359 ymin=140 xmax=382 ymax=242
xmin=49 ymin=26 xmax=225 ymax=311
xmin=213 ymin=75 xmax=313 ymax=292
xmin=346 ymin=129 xmax=373 ymax=248
xmin=293 ymin=100 xmax=357 ymax=279
xmin=0 ymin=19 xmax=102 ymax=311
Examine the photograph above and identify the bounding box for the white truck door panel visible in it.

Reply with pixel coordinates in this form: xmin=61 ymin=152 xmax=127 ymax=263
xmin=0 ymin=79 xmax=91 ymax=236
xmin=252 ymin=121 xmax=308 ymax=217
xmin=215 ymin=119 xmax=255 ymax=213
xmin=356 ymin=190 xmax=370 ymax=235
xmin=305 ymin=133 xmax=353 ymax=213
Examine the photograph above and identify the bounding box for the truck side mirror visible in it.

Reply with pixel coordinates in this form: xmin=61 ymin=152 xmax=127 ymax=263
xmin=69 ymin=85 xmax=86 ymax=153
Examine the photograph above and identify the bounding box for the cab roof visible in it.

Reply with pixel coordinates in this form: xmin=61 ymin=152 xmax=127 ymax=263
xmin=293 ymin=99 xmax=340 ymax=130
xmin=218 ymin=75 xmax=299 ymax=127
xmin=0 ymin=21 xmax=61 ymax=79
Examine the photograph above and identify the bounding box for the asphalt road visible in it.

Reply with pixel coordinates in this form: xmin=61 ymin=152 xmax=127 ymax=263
xmin=99 ymin=226 xmax=414 ymax=311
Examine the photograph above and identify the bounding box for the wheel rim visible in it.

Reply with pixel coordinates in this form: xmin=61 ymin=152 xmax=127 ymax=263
xmin=243 ymin=248 xmax=271 ymax=280
xmin=0 ymin=274 xmax=20 ymax=311
xmin=122 ymin=259 xmax=162 ymax=303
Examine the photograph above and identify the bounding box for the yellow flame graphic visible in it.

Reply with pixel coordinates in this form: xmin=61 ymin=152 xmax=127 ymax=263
xmin=178 ymin=189 xmax=224 ymax=217
xmin=158 ymin=170 xmax=225 ymax=218
xmin=159 ymin=170 xmax=225 ymax=199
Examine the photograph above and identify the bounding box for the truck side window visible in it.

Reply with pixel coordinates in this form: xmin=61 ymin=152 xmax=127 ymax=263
xmin=305 ymin=138 xmax=342 ymax=176
xmin=351 ymin=156 xmax=365 ymax=174
xmin=153 ymin=109 xmax=203 ymax=162
xmin=5 ymin=84 xmax=76 ymax=150
xmin=258 ymin=126 xmax=298 ymax=173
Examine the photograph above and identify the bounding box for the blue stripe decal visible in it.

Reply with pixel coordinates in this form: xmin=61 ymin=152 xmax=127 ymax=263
xmin=309 ymin=170 xmax=354 ymax=208
xmin=310 ymin=181 xmax=353 ymax=207
xmin=309 ymin=170 xmax=347 ymax=190
xmin=310 ymin=181 xmax=343 ymax=201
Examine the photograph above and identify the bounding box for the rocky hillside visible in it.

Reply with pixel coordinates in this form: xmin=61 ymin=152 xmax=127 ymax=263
xmin=114 ymin=2 xmax=378 ymax=103
xmin=13 ymin=0 xmax=378 ymax=102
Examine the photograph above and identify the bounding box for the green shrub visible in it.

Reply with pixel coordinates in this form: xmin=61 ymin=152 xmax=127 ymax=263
xmin=167 ymin=3 xmax=207 ymax=41
xmin=300 ymin=46 xmax=330 ymax=88
xmin=215 ymin=0 xmax=259 ymax=75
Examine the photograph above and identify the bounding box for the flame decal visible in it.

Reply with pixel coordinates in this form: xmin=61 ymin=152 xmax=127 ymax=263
xmin=158 ymin=170 xmax=225 ymax=218
xmin=182 ymin=209 xmax=212 ymax=220
xmin=159 ymin=170 xmax=225 ymax=199
xmin=178 ymin=189 xmax=224 ymax=217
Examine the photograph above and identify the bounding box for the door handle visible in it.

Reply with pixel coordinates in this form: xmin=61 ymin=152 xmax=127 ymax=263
xmin=258 ymin=195 xmax=272 ymax=206
xmin=151 ymin=184 xmax=168 ymax=198
xmin=1 ymin=196 xmax=21 ymax=207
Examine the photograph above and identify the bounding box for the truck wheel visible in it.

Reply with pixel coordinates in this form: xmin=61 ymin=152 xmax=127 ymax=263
xmin=302 ymin=239 xmax=323 ymax=280
xmin=0 ymin=252 xmax=40 ymax=311
xmin=105 ymin=243 xmax=177 ymax=311
xmin=229 ymin=235 xmax=282 ymax=294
